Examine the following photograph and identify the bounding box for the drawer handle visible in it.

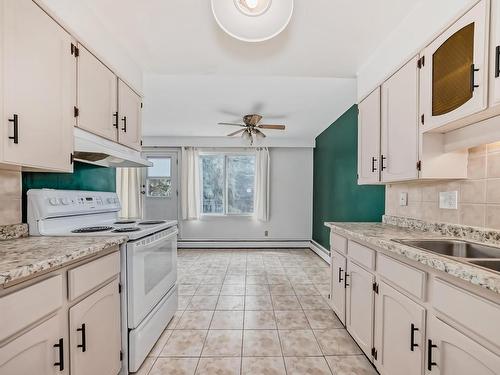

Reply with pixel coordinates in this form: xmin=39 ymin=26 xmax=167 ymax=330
xmin=8 ymin=114 xmax=19 ymax=144
xmin=77 ymin=323 xmax=87 ymax=352
xmin=344 ymin=273 xmax=350 ymax=288
xmin=371 ymin=157 xmax=378 ymax=172
xmin=410 ymin=323 xmax=419 ymax=351
xmin=121 ymin=116 xmax=127 ymax=132
xmin=113 ymin=111 xmax=119 ymax=128
xmin=338 ymin=267 xmax=344 ymax=283
xmin=427 ymin=339 xmax=437 ymax=370
xmin=53 ymin=338 xmax=64 ymax=371
xmin=470 ymin=64 xmax=480 ymax=92
xmin=496 ymin=46 xmax=500 ymax=78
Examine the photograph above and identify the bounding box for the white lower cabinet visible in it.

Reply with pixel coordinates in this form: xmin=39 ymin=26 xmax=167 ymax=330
xmin=345 ymin=260 xmax=375 ymax=358
xmin=374 ymin=281 xmax=426 ymax=375
xmin=0 ymin=314 xmax=66 ymax=375
xmin=330 ymin=250 xmax=347 ymax=324
xmin=426 ymin=316 xmax=500 ymax=375
xmin=69 ymin=279 xmax=121 ymax=375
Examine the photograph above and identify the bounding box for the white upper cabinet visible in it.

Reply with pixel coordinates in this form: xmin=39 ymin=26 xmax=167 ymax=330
xmin=381 ymin=55 xmax=420 ymax=182
xmin=420 ymin=0 xmax=489 ymax=132
xmin=490 ymin=0 xmax=500 ymax=108
xmin=426 ymin=315 xmax=500 ymax=375
xmin=118 ymin=79 xmax=142 ymax=151
xmin=1 ymin=0 xmax=75 ymax=172
xmin=374 ymin=281 xmax=426 ymax=375
xmin=358 ymin=87 xmax=381 ymax=185
xmin=77 ymin=44 xmax=118 ymax=142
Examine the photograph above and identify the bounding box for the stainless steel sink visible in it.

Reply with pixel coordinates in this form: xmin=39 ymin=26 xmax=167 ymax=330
xmin=468 ymin=260 xmax=500 ymax=273
xmin=393 ymin=239 xmax=500 ymax=259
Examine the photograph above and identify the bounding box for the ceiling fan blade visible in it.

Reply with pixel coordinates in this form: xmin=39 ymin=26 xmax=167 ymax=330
xmin=227 ymin=129 xmax=245 ymax=137
xmin=218 ymin=122 xmax=246 ymax=127
xmin=258 ymin=124 xmax=286 ymax=130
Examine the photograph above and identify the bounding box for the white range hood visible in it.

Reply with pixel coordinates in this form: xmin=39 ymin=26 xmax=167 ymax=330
xmin=74 ymin=128 xmax=152 ymax=168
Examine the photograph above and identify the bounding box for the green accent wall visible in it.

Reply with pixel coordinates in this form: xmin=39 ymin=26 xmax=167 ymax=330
xmin=22 ymin=161 xmax=116 ymax=221
xmin=313 ymin=105 xmax=385 ymax=249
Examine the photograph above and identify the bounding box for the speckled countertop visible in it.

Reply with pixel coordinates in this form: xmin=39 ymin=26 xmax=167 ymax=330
xmin=325 ymin=220 xmax=500 ymax=295
xmin=0 ymin=235 xmax=127 ymax=288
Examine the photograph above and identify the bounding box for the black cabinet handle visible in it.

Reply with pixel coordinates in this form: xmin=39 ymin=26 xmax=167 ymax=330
xmin=410 ymin=323 xmax=419 ymax=351
xmin=53 ymin=338 xmax=64 ymax=371
xmin=427 ymin=339 xmax=437 ymax=371
xmin=338 ymin=267 xmax=344 ymax=283
xmin=8 ymin=114 xmax=18 ymax=144
xmin=371 ymin=157 xmax=378 ymax=172
xmin=113 ymin=112 xmax=119 ymax=128
xmin=495 ymin=46 xmax=500 ymax=78
xmin=344 ymin=273 xmax=350 ymax=288
xmin=77 ymin=323 xmax=87 ymax=352
xmin=121 ymin=116 xmax=127 ymax=132
xmin=470 ymin=64 xmax=480 ymax=92
xmin=381 ymin=155 xmax=387 ymax=171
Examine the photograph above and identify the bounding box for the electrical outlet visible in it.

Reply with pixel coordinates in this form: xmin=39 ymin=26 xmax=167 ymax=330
xmin=399 ymin=192 xmax=408 ymax=206
xmin=439 ymin=191 xmax=458 ymax=209
xmin=264 ymin=230 xmax=269 ymax=237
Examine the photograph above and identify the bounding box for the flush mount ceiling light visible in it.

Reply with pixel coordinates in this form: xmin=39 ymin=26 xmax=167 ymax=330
xmin=211 ymin=0 xmax=294 ymax=42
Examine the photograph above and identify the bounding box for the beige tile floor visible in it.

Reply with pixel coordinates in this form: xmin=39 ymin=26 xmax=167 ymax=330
xmin=135 ymin=249 xmax=378 ymax=375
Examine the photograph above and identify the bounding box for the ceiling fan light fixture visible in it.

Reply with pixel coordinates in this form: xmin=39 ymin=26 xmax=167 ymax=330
xmin=235 ymin=0 xmax=271 ymax=16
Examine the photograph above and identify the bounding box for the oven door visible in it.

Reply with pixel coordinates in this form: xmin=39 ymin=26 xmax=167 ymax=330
xmin=127 ymin=226 xmax=178 ymax=328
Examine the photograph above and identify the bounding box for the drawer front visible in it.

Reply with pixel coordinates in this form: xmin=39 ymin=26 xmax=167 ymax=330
xmin=0 ymin=275 xmax=63 ymax=342
xmin=331 ymin=233 xmax=347 ymax=254
xmin=432 ymin=279 xmax=500 ymax=348
xmin=347 ymin=241 xmax=375 ymax=270
xmin=68 ymin=251 xmax=120 ymax=301
xmin=378 ymin=254 xmax=426 ymax=300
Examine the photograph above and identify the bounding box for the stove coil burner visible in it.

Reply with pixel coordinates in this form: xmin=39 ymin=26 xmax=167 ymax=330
xmin=113 ymin=227 xmax=141 ymax=233
xmin=138 ymin=220 xmax=166 ymax=225
xmin=71 ymin=226 xmax=113 ymax=233
xmin=114 ymin=220 xmax=137 ymax=225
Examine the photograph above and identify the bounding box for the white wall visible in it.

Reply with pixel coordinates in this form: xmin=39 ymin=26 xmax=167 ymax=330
xmin=179 ymin=147 xmax=313 ymax=241
xmin=357 ymin=0 xmax=476 ymax=101
xmin=35 ymin=0 xmax=143 ymax=92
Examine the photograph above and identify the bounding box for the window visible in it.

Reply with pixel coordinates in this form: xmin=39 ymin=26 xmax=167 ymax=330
xmin=146 ymin=157 xmax=172 ymax=198
xmin=200 ymin=153 xmax=255 ymax=215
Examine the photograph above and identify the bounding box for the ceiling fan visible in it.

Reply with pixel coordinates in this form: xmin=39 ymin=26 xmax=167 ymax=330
xmin=218 ymin=114 xmax=286 ymax=145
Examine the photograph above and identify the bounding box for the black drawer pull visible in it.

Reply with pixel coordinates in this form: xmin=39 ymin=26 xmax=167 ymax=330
xmin=427 ymin=339 xmax=437 ymax=370
xmin=77 ymin=323 xmax=87 ymax=352
xmin=121 ymin=116 xmax=127 ymax=132
xmin=344 ymin=273 xmax=350 ymax=288
xmin=495 ymin=46 xmax=500 ymax=78
xmin=371 ymin=157 xmax=378 ymax=172
xmin=338 ymin=267 xmax=344 ymax=283
xmin=410 ymin=323 xmax=419 ymax=351
xmin=470 ymin=64 xmax=480 ymax=92
xmin=113 ymin=111 xmax=119 ymax=128
xmin=8 ymin=114 xmax=18 ymax=144
xmin=53 ymin=338 xmax=64 ymax=371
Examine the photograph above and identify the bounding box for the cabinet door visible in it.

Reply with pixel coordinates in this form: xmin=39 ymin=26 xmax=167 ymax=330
xmin=426 ymin=316 xmax=500 ymax=375
xmin=358 ymin=87 xmax=381 ymax=185
xmin=77 ymin=44 xmax=118 ymax=142
xmin=381 ymin=55 xmax=419 ymax=182
xmin=374 ymin=281 xmax=425 ymax=375
xmin=490 ymin=0 xmax=500 ymax=108
xmin=0 ymin=314 xmax=66 ymax=375
xmin=2 ymin=0 xmax=75 ymax=171
xmin=420 ymin=0 xmax=489 ymax=131
xmin=330 ymin=250 xmax=347 ymax=324
xmin=346 ymin=260 xmax=375 ymax=358
xmin=69 ymin=279 xmax=121 ymax=375
xmin=118 ymin=79 xmax=142 ymax=151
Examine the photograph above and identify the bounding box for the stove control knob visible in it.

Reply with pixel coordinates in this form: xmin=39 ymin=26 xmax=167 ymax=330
xmin=107 ymin=198 xmax=114 ymax=204
xmin=49 ymin=197 xmax=59 ymax=206
xmin=60 ymin=198 xmax=70 ymax=205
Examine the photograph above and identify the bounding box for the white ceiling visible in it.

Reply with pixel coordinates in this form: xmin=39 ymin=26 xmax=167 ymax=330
xmin=82 ymin=0 xmax=421 ymax=142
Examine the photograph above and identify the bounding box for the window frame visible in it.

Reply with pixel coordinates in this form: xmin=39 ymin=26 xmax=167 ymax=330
xmin=145 ymin=156 xmax=173 ymax=199
xmin=199 ymin=151 xmax=256 ymax=217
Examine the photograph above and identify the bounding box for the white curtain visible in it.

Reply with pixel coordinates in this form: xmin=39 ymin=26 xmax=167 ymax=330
xmin=116 ymin=168 xmax=142 ymax=219
xmin=254 ymin=147 xmax=270 ymax=222
xmin=181 ymin=147 xmax=200 ymax=220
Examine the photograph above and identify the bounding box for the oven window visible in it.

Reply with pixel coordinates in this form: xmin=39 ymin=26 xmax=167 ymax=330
xmin=143 ymin=243 xmax=173 ymax=294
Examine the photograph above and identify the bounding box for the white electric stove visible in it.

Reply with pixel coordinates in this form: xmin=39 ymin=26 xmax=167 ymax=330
xmin=27 ymin=189 xmax=179 ymax=374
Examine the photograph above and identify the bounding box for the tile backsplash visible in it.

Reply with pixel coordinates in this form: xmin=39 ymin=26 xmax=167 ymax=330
xmin=386 ymin=142 xmax=500 ymax=230
xmin=0 ymin=169 xmax=22 ymax=225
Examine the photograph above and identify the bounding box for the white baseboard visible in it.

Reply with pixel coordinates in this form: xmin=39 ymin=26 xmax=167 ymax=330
xmin=309 ymin=240 xmax=331 ymax=264
xmin=178 ymin=240 xmax=311 ymax=249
